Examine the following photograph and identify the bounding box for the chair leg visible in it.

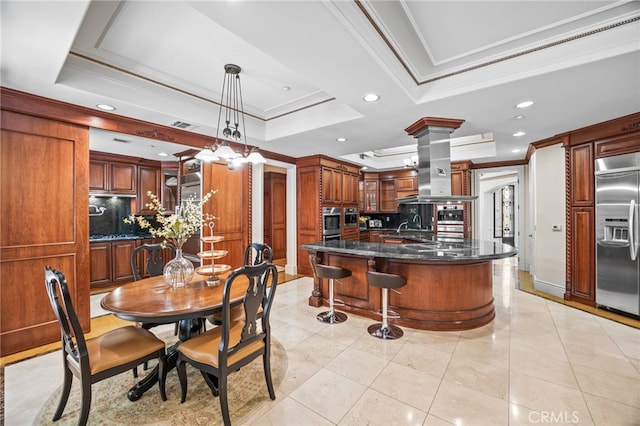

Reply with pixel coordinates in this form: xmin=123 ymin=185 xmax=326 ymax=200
xmin=176 ymin=359 xmax=188 ymax=403
xmin=132 ymin=366 xmax=138 ymax=378
xmin=263 ymin=349 xmax=276 ymax=400
xmin=158 ymin=355 xmax=167 ymax=402
xmin=219 ymin=374 xmax=231 ymax=426
xmin=79 ymin=378 xmax=92 ymax=426
xmin=200 ymin=371 xmax=219 ymax=397
xmin=52 ymin=366 xmax=73 ymax=421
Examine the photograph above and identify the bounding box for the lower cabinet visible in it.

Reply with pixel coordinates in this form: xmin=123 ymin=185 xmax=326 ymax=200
xmin=90 ymin=240 xmax=137 ymax=289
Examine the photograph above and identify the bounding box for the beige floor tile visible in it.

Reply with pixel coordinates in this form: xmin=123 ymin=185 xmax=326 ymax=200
xmin=316 ymin=321 xmax=366 ymax=347
xmin=288 ymin=332 xmax=347 ymax=367
xmin=509 ymin=372 xmax=592 ymax=419
xmin=276 ymin=349 xmax=324 ymax=396
xmin=430 ymin=379 xmax=509 ymax=426
xmin=350 ymin=331 xmax=408 ymax=360
xmin=452 ymin=335 xmax=509 ymax=368
xmin=391 ymin=340 xmax=452 ymax=378
xmin=370 ymin=361 xmax=442 ymax=412
xmin=444 ymin=355 xmax=510 ymax=400
xmin=510 ymin=346 xmax=579 ymax=389
xmin=583 ymin=392 xmax=640 ymax=426
xmin=564 ymin=342 xmax=639 ymax=379
xmin=408 ymin=329 xmax=461 ymax=354
xmin=289 ymin=368 xmax=366 ymax=424
xmin=251 ymin=396 xmax=334 ymax=425
xmin=508 ymin=402 xmax=592 ymax=426
xmin=325 ymin=346 xmax=388 ymax=386
xmin=423 ymin=414 xmax=455 ymax=426
xmin=572 ymin=364 xmax=640 ymax=408
xmin=338 ymin=388 xmax=427 ymax=426
xmin=271 ymin=323 xmax=315 ymax=349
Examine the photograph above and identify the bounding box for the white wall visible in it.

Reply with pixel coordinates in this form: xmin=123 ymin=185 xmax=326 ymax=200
xmin=531 ymin=144 xmax=566 ymax=296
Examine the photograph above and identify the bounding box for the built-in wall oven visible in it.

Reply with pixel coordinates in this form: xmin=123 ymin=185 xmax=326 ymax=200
xmin=344 ymin=207 xmax=358 ymax=227
xmin=322 ymin=207 xmax=341 ymax=241
xmin=436 ymin=204 xmax=464 ymax=238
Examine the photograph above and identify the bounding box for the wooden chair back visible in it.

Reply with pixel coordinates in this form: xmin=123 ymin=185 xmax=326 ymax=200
xmin=131 ymin=243 xmax=176 ymax=281
xmin=243 ymin=242 xmax=273 ymax=266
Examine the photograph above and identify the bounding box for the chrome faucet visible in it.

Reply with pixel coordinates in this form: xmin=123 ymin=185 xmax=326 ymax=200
xmin=412 ymin=214 xmax=422 ymax=229
xmin=397 ymin=221 xmax=409 ymax=232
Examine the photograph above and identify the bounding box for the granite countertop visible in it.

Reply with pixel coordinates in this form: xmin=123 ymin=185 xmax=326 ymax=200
xmin=89 ymin=234 xmax=153 ymax=242
xmin=300 ymin=237 xmax=517 ymax=262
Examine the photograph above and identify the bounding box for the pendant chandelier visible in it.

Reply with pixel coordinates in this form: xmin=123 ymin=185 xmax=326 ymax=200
xmin=196 ymin=64 xmax=266 ymax=165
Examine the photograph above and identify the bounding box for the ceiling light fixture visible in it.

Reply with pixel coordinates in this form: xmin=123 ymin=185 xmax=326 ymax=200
xmin=515 ymin=115 xmax=524 ymax=119
xmin=96 ymin=104 xmax=116 ymax=111
xmin=196 ymin=64 xmax=265 ymax=165
xmin=195 ymin=145 xmax=220 ymax=162
xmin=336 ymin=137 xmax=347 ymax=142
xmin=363 ymin=93 xmax=380 ymax=102
xmin=513 ymin=131 xmax=526 ymax=137
xmin=516 ymin=101 xmax=534 ymax=109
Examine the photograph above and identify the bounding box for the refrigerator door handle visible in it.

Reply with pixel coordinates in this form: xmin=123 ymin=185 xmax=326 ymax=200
xmin=629 ymin=199 xmax=638 ymax=261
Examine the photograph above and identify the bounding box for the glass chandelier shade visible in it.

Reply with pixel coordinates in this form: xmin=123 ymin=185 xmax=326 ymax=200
xmin=196 ymin=64 xmax=265 ymax=165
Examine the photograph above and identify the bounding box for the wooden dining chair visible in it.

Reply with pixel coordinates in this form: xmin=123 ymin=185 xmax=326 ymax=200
xmin=176 ymin=262 xmax=278 ymax=426
xmin=130 ymin=242 xmax=176 ymax=281
xmin=243 ymin=242 xmax=273 ymax=266
xmin=44 ymin=266 xmax=167 ymax=425
xmin=208 ymin=242 xmax=274 ymax=326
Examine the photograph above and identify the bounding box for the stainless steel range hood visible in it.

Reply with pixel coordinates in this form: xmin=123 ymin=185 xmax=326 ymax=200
xmin=397 ymin=117 xmax=477 ymax=204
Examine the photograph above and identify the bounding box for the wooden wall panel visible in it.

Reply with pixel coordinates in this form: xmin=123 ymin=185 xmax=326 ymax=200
xmin=202 ymin=162 xmax=250 ymax=269
xmin=0 ymin=111 xmax=89 ymax=356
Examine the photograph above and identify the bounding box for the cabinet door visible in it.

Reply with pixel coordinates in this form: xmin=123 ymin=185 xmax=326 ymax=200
xmin=322 ymin=167 xmax=342 ymax=203
xmin=112 ymin=240 xmax=136 ymax=283
xmin=110 ymin=163 xmax=137 ymax=194
xmin=89 ymin=160 xmax=108 ymax=192
xmin=162 ymin=167 xmax=179 ymax=212
xmin=570 ymin=207 xmax=595 ymax=302
xmin=364 ymin=180 xmax=378 ymax=212
xmin=451 ymin=171 xmax=464 ymax=196
xmin=396 ymin=177 xmax=417 ymax=191
xmin=379 ymin=179 xmax=396 ymax=212
xmin=90 ymin=242 xmax=111 ymax=287
xmin=570 ymin=144 xmax=594 ymax=206
xmin=137 ymin=166 xmax=161 ymax=213
xmin=342 ymin=172 xmax=359 ymax=204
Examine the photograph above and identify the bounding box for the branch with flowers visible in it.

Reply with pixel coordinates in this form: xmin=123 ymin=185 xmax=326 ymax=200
xmin=124 ymin=190 xmax=217 ymax=250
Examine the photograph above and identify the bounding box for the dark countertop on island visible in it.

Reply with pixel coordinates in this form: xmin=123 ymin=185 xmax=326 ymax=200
xmin=301 ymin=236 xmax=517 ymax=262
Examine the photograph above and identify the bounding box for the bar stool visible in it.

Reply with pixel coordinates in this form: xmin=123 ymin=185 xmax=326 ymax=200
xmin=314 ymin=264 xmax=351 ymax=324
xmin=366 ymin=271 xmax=407 ymax=339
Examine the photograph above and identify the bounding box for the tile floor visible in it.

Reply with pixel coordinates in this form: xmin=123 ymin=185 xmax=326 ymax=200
xmin=5 ymin=258 xmax=640 ymax=425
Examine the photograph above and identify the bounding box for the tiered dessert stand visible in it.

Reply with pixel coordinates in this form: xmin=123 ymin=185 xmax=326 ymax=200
xmin=196 ymin=222 xmax=231 ymax=286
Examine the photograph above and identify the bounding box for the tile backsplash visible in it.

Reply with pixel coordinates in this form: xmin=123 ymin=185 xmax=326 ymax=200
xmin=89 ymin=196 xmax=134 ymax=235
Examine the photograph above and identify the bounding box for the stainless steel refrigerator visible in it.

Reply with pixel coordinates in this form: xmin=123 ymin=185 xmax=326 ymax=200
xmin=595 ymin=152 xmax=640 ymax=316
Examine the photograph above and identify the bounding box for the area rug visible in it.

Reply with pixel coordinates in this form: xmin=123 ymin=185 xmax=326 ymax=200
xmin=35 ymin=330 xmax=287 ymax=425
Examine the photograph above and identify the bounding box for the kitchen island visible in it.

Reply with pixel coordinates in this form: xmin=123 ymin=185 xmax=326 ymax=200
xmin=301 ymin=237 xmax=517 ymax=331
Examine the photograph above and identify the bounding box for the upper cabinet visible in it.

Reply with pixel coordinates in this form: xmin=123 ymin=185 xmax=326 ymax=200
xmin=450 ymin=161 xmax=472 ymax=196
xmin=318 ymin=158 xmax=360 ymax=206
xmin=89 ymin=157 xmax=136 ymax=195
xmin=137 ymin=165 xmax=161 ymax=214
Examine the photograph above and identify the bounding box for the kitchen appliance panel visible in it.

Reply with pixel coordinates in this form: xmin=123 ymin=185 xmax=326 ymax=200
xmin=322 ymin=207 xmax=341 ymax=239
xmin=344 ymin=207 xmax=358 ymax=227
xmin=595 ymin=159 xmax=640 ymax=316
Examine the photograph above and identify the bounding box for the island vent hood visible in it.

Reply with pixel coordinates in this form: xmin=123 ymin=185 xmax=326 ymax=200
xmin=397 ymin=117 xmax=478 ymax=204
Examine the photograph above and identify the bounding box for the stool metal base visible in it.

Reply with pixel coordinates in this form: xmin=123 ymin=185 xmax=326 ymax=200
xmin=368 ymin=323 xmax=403 ymax=339
xmin=317 ymin=310 xmax=348 ymax=324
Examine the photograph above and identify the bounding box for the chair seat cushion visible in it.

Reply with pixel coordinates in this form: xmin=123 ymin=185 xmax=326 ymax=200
xmin=207 ymin=304 xmax=246 ymax=325
xmin=178 ymin=322 xmax=265 ymax=368
xmin=76 ymin=326 xmax=165 ymax=375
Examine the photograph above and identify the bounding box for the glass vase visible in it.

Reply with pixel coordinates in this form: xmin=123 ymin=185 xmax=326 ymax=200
xmin=163 ymin=248 xmax=194 ymax=287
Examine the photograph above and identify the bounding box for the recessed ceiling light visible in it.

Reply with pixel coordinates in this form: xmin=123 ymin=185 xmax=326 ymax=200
xmin=512 ymin=148 xmax=521 ymax=153
xmin=363 ymin=93 xmax=380 ymax=102
xmin=515 ymin=115 xmax=524 ymax=119
xmin=158 ymin=152 xmax=168 ymax=157
xmin=513 ymin=131 xmax=526 ymax=137
xmin=361 ymin=166 xmax=368 ymax=170
xmin=283 ymin=86 xmax=291 ymax=91
xmin=96 ymin=104 xmax=116 ymax=111
xmin=336 ymin=137 xmax=347 ymax=142
xmin=516 ymin=101 xmax=534 ymax=109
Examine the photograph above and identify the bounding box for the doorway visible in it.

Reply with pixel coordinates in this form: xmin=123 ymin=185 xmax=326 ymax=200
xmin=263 ymin=166 xmax=287 ymax=263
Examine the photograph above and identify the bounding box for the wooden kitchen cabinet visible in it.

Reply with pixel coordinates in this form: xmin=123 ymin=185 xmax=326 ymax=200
xmin=89 ymin=153 xmax=137 ymax=195
xmin=322 ymin=167 xmax=342 ymax=204
xmin=379 ymin=178 xmax=396 ymax=212
xmin=137 ymin=165 xmax=161 ymax=214
xmin=570 ymin=144 xmax=594 ymax=206
xmin=90 ymin=240 xmax=137 ymax=289
xmin=342 ymin=172 xmax=359 ymax=204
xmin=363 ymin=176 xmax=378 ymax=212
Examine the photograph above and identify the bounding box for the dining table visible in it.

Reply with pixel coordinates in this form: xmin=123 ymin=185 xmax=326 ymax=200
xmin=100 ymin=272 xmax=244 ymax=401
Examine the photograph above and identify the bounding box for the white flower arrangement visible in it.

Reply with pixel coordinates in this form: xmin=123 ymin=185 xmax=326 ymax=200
xmin=124 ymin=190 xmax=216 ymax=249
